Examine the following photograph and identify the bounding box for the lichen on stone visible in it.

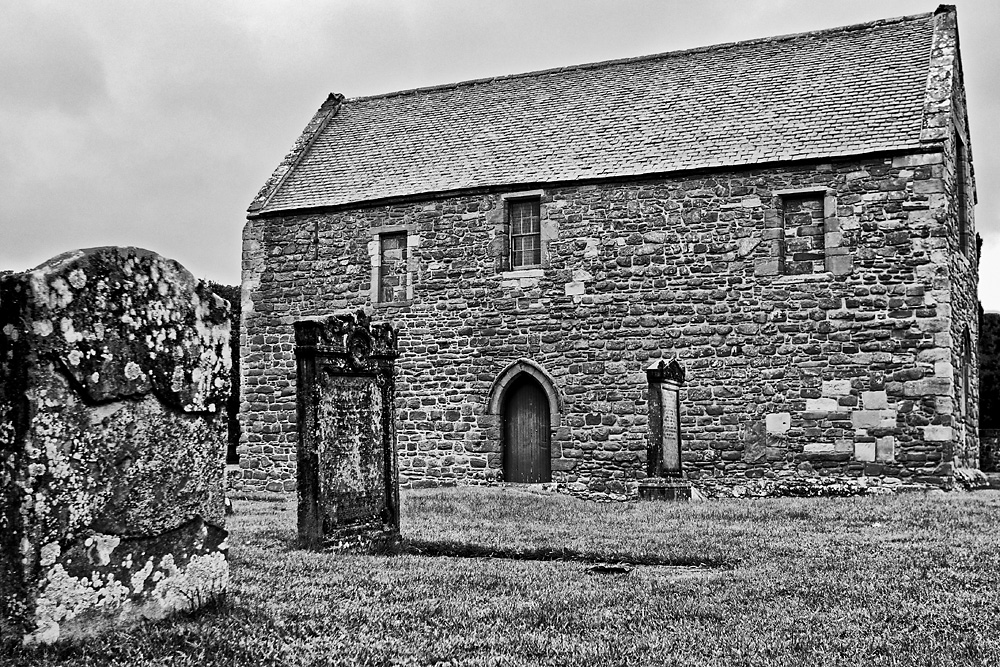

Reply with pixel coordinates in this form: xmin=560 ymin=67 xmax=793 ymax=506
xmin=14 ymin=247 xmax=231 ymax=413
xmin=1 ymin=248 xmax=231 ymax=644
xmin=25 ymin=519 xmax=228 ymax=645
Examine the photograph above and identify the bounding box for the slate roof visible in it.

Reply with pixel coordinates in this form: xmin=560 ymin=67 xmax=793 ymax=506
xmin=252 ymin=9 xmax=941 ymax=215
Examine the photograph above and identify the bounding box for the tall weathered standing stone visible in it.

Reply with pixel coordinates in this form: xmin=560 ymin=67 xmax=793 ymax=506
xmin=0 ymin=247 xmax=231 ymax=644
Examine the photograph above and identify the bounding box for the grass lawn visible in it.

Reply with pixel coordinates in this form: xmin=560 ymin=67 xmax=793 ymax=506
xmin=6 ymin=486 xmax=1000 ymax=666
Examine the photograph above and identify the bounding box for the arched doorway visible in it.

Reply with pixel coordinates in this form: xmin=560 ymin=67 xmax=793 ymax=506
xmin=502 ymin=375 xmax=551 ymax=483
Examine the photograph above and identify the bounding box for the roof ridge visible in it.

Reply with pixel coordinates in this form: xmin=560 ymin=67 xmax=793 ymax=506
xmin=344 ymin=9 xmax=935 ymax=104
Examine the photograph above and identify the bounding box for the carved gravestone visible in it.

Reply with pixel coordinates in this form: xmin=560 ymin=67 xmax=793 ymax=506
xmin=639 ymin=359 xmax=692 ymax=501
xmin=294 ymin=312 xmax=399 ymax=552
xmin=0 ymin=247 xmax=231 ymax=644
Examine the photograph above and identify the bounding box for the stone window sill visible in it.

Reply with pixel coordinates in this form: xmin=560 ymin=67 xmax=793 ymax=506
xmin=774 ymin=272 xmax=833 ymax=284
xmin=501 ymin=267 xmax=544 ymax=279
xmin=374 ymin=300 xmax=412 ymax=308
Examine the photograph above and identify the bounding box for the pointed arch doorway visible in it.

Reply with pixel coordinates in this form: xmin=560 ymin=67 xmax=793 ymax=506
xmin=488 ymin=359 xmax=562 ymax=484
xmin=502 ymin=375 xmax=551 ymax=483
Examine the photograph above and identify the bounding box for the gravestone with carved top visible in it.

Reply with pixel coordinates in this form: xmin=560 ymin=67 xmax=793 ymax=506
xmin=294 ymin=312 xmax=399 ymax=552
xmin=639 ymin=359 xmax=693 ymax=501
xmin=0 ymin=247 xmax=231 ymax=645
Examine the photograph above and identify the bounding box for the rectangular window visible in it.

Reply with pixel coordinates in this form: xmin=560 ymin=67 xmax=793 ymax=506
xmin=781 ymin=195 xmax=825 ymax=275
xmin=957 ymin=136 xmax=969 ymax=253
xmin=378 ymin=232 xmax=407 ymax=303
xmin=509 ymin=199 xmax=541 ymax=268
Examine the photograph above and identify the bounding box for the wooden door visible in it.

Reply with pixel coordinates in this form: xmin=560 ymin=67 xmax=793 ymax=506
xmin=503 ymin=377 xmax=551 ymax=483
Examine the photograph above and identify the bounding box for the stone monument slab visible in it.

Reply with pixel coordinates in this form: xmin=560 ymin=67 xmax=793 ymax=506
xmin=294 ymin=312 xmax=399 ymax=552
xmin=640 ymin=359 xmax=691 ymax=501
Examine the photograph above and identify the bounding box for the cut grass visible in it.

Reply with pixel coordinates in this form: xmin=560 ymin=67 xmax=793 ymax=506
xmin=5 ymin=487 xmax=1000 ymax=666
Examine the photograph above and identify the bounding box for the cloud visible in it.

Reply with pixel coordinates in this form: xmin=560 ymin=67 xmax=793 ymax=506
xmin=0 ymin=3 xmax=109 ymax=115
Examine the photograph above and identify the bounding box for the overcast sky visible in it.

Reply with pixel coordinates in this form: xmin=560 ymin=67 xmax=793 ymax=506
xmin=3 ymin=0 xmax=999 ymax=308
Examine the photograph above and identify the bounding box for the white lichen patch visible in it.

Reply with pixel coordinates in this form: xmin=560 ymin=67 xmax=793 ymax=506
xmin=60 ymin=317 xmax=84 ymax=344
xmin=32 ymin=320 xmax=54 ymax=337
xmin=28 ymin=562 xmax=129 ymax=644
xmin=39 ymin=541 xmax=61 ymax=567
xmin=170 ymin=366 xmax=186 ymax=393
xmin=130 ymin=557 xmax=154 ymax=593
xmin=87 ymin=534 xmax=121 ymax=566
xmin=67 ymin=269 xmax=87 ymax=289
xmin=125 ymin=551 xmax=229 ymax=622
xmin=49 ymin=278 xmax=73 ymax=308
xmin=124 ymin=361 xmax=143 ymax=381
xmin=0 ymin=419 xmax=15 ymax=454
xmin=27 ymin=542 xmax=229 ymax=645
xmin=67 ymin=350 xmax=83 ymax=366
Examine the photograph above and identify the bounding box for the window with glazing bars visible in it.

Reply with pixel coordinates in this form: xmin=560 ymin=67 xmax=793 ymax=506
xmin=509 ymin=199 xmax=541 ymax=268
xmin=379 ymin=233 xmax=407 ymax=302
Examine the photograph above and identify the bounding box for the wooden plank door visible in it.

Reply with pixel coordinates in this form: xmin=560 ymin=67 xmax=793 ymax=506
xmin=503 ymin=377 xmax=551 ymax=483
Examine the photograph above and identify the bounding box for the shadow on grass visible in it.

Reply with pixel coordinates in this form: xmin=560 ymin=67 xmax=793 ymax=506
xmin=249 ymin=530 xmax=733 ymax=568
xmin=400 ymin=538 xmax=734 ymax=568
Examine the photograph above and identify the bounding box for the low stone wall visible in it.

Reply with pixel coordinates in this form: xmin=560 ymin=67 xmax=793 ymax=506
xmin=535 ymin=473 xmax=935 ymax=502
xmin=0 ymin=247 xmax=231 ymax=644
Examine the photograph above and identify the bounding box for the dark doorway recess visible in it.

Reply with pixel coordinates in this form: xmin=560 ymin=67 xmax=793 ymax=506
xmin=503 ymin=375 xmax=551 ymax=483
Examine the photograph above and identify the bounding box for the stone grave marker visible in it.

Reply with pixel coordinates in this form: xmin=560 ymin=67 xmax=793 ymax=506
xmin=639 ymin=359 xmax=692 ymax=501
xmin=294 ymin=312 xmax=399 ymax=552
xmin=0 ymin=247 xmax=231 ymax=644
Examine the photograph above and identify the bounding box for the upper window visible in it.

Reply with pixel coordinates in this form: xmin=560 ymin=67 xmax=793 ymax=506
xmin=509 ymin=199 xmax=541 ymax=268
xmin=781 ymin=194 xmax=825 ymax=275
xmin=957 ymin=136 xmax=969 ymax=254
xmin=378 ymin=232 xmax=407 ymax=303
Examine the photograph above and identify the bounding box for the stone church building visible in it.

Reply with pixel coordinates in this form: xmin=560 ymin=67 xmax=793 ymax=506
xmin=238 ymin=6 xmax=979 ymax=495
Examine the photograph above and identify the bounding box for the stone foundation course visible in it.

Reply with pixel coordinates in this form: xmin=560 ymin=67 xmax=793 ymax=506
xmin=0 ymin=247 xmax=231 ymax=644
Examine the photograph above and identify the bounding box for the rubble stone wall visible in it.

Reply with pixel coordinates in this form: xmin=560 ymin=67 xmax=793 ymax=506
xmin=0 ymin=247 xmax=231 ymax=644
xmin=944 ymin=32 xmax=980 ymax=469
xmin=240 ymin=149 xmax=977 ymax=495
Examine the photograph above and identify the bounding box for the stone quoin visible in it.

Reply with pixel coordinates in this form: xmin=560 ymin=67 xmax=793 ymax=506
xmin=238 ymin=6 xmax=979 ymax=497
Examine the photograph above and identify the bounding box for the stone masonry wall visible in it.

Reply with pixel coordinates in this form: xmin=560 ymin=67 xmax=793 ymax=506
xmin=240 ymin=150 xmax=977 ymax=494
xmin=944 ymin=30 xmax=980 ymax=470
xmin=1 ymin=247 xmax=231 ymax=644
